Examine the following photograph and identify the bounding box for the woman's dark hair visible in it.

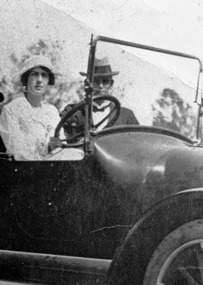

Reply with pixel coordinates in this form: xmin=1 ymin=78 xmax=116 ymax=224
xmin=21 ymin=66 xmax=55 ymax=86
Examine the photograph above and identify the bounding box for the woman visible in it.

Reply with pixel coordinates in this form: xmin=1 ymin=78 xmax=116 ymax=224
xmin=0 ymin=55 xmax=63 ymax=160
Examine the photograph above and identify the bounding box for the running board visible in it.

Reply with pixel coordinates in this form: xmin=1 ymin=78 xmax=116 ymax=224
xmin=0 ymin=250 xmax=111 ymax=284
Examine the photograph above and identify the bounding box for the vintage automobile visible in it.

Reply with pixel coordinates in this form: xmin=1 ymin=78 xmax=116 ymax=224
xmin=1 ymin=35 xmax=203 ymax=285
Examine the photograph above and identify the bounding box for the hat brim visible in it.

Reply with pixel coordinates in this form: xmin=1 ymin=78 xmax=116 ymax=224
xmin=79 ymin=71 xmax=119 ymax=77
xmin=14 ymin=55 xmax=56 ymax=83
xmin=19 ymin=65 xmax=55 ymax=78
xmin=13 ymin=69 xmax=56 ymax=85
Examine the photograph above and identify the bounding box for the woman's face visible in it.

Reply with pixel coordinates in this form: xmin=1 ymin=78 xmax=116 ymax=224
xmin=27 ymin=67 xmax=49 ymax=97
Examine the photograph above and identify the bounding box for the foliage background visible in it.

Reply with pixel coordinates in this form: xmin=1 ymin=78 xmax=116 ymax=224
xmin=152 ymin=88 xmax=196 ymax=138
xmin=0 ymin=38 xmax=197 ymax=139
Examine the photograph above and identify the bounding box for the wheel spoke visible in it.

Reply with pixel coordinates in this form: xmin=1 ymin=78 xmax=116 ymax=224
xmin=178 ymin=267 xmax=199 ymax=285
xmin=142 ymin=221 xmax=203 ymax=285
xmin=196 ymin=244 xmax=203 ymax=283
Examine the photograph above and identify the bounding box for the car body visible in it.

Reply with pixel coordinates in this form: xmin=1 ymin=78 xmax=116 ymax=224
xmin=1 ymin=36 xmax=203 ymax=285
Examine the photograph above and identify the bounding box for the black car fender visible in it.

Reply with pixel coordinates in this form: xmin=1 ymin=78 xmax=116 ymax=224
xmin=106 ymin=188 xmax=203 ymax=285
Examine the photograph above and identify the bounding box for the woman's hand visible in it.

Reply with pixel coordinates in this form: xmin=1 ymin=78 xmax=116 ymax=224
xmin=48 ymin=136 xmax=62 ymax=151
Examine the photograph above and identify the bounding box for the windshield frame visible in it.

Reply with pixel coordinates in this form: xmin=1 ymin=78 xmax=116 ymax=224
xmin=83 ymin=35 xmax=203 ymax=148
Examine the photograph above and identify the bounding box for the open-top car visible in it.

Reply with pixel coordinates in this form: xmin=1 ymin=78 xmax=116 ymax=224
xmin=1 ymin=35 xmax=203 ymax=285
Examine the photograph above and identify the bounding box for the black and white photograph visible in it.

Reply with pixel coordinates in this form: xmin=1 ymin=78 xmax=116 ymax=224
xmin=1 ymin=0 xmax=203 ymax=284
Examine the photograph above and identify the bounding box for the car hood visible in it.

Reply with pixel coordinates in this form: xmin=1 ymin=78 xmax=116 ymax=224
xmin=94 ymin=127 xmax=203 ymax=190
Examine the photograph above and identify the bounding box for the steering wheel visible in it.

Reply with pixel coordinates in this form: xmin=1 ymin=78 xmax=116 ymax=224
xmin=54 ymin=95 xmax=120 ymax=144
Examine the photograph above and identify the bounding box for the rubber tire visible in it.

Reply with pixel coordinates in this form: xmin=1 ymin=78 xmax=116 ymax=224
xmin=106 ymin=190 xmax=203 ymax=285
xmin=143 ymin=219 xmax=203 ymax=285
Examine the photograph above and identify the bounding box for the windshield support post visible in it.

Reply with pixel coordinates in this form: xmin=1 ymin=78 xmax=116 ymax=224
xmin=84 ymin=35 xmax=97 ymax=155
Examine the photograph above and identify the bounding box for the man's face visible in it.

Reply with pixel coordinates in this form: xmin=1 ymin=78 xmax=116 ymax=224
xmin=27 ymin=67 xmax=49 ymax=97
xmin=92 ymin=76 xmax=112 ymax=96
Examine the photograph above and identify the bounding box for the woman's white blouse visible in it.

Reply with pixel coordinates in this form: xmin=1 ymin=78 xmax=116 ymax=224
xmin=0 ymin=96 xmax=61 ymax=160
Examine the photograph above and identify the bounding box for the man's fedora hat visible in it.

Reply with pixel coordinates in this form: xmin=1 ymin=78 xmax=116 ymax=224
xmin=16 ymin=55 xmax=55 ymax=85
xmin=80 ymin=57 xmax=119 ymax=77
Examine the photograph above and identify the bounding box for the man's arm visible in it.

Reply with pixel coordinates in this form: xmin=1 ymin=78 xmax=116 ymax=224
xmin=126 ymin=108 xmax=139 ymax=125
xmin=118 ymin=107 xmax=139 ymax=125
xmin=59 ymin=104 xmax=85 ymax=143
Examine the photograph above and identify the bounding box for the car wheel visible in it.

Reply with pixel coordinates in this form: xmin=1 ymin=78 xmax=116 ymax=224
xmin=143 ymin=219 xmax=203 ymax=285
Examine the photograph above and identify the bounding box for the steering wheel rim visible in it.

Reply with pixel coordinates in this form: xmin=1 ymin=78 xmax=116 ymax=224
xmin=54 ymin=95 xmax=120 ymax=142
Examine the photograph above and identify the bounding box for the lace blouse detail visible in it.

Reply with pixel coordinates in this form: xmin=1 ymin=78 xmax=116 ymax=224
xmin=0 ymin=96 xmax=60 ymax=160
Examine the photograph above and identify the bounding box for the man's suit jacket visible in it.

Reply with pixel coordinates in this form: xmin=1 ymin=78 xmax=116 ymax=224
xmin=107 ymin=106 xmax=139 ymax=127
xmin=60 ymin=103 xmax=139 ymax=142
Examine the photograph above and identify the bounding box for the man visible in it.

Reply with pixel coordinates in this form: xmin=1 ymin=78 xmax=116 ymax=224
xmin=61 ymin=57 xmax=139 ymax=141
